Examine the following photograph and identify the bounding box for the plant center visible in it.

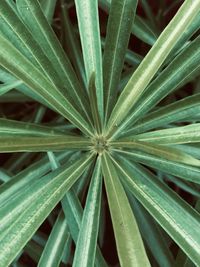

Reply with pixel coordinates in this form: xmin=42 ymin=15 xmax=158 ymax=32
xmin=93 ymin=136 xmax=108 ymax=154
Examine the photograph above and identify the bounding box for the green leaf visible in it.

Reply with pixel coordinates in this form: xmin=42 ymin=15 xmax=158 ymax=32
xmin=0 ymin=118 xmax=66 ymax=137
xmin=118 ymin=34 xmax=200 ymax=137
xmin=60 ymin=2 xmax=86 ymax=88
xmin=40 ymin=0 xmax=57 ymax=24
xmin=111 ymin=140 xmax=200 ymax=166
xmin=105 ymin=0 xmax=200 ymax=138
xmin=73 ymin=157 xmax=102 ymax=267
xmin=74 ymin=0 xmax=103 ymax=120
xmin=126 ymin=93 xmax=200 ymax=135
xmin=131 ymin=123 xmax=200 ymax=144
xmin=15 ymin=0 xmax=91 ymax=122
xmin=103 ymin=0 xmax=137 ymax=122
xmin=0 ymin=136 xmax=92 ymax=152
xmin=99 ymin=0 xmax=157 ymax=45
xmin=38 ymin=211 xmax=69 ymax=267
xmin=0 ymin=152 xmax=72 ymax=206
xmin=0 ymin=80 xmax=22 ymax=96
xmin=88 ymin=73 xmax=102 ymax=134
xmin=112 ymin=156 xmax=200 ymax=266
xmin=101 ymin=152 xmax=150 ymax=267
xmin=0 ymin=153 xmax=93 ymax=267
xmin=127 ymin=193 xmax=174 ymax=267
xmin=116 ymin=149 xmax=200 ymax=184
xmin=0 ymin=34 xmax=94 ymax=136
xmin=62 ymin=190 xmax=108 ymax=267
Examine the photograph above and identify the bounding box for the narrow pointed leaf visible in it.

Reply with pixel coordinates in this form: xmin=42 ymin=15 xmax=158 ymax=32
xmin=111 ymin=140 xmax=200 ymax=166
xmin=0 ymin=153 xmax=93 ymax=267
xmin=131 ymin=123 xmax=200 ymax=144
xmin=62 ymin=191 xmax=108 ymax=267
xmin=127 ymin=93 xmax=200 ymax=135
xmin=73 ymin=157 xmax=102 ymax=267
xmin=103 ymin=0 xmax=137 ymax=122
xmin=0 ymin=80 xmax=22 ymax=96
xmin=0 ymin=136 xmax=92 ymax=152
xmin=40 ymin=0 xmax=57 ymax=24
xmin=74 ymin=0 xmax=103 ymax=120
xmin=116 ymin=149 xmax=200 ymax=184
xmin=0 ymin=118 xmax=66 ymax=137
xmin=99 ymin=0 xmax=157 ymax=45
xmin=106 ymin=0 xmax=200 ymax=138
xmin=112 ymin=156 xmax=200 ymax=266
xmin=102 ymin=153 xmax=150 ymax=267
xmin=118 ymin=34 xmax=200 ymax=137
xmin=61 ymin=2 xmax=86 ymax=88
xmin=38 ymin=211 xmax=69 ymax=267
xmin=0 ymin=34 xmax=94 ymax=136
xmin=15 ymin=0 xmax=91 ymax=121
xmin=88 ymin=73 xmax=102 ymax=134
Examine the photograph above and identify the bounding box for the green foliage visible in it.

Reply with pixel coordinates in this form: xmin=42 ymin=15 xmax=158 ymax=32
xmin=0 ymin=0 xmax=200 ymax=266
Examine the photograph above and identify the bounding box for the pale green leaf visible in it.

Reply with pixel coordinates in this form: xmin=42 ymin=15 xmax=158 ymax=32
xmin=38 ymin=211 xmax=69 ymax=267
xmin=62 ymin=190 xmax=108 ymax=267
xmin=15 ymin=0 xmax=91 ymax=121
xmin=40 ymin=0 xmax=57 ymax=23
xmin=0 ymin=153 xmax=93 ymax=267
xmin=0 ymin=34 xmax=94 ymax=136
xmin=105 ymin=0 xmax=200 ymax=138
xmin=126 ymin=93 xmax=200 ymax=135
xmin=74 ymin=0 xmax=103 ymax=120
xmin=116 ymin=149 xmax=200 ymax=184
xmin=131 ymin=123 xmax=200 ymax=144
xmin=103 ymin=0 xmax=138 ymax=122
xmin=102 ymin=152 xmax=150 ymax=267
xmin=112 ymin=156 xmax=200 ymax=266
xmin=118 ymin=34 xmax=200 ymax=138
xmin=0 ymin=118 xmax=66 ymax=137
xmin=73 ymin=157 xmax=102 ymax=267
xmin=0 ymin=136 xmax=92 ymax=152
xmin=111 ymin=140 xmax=200 ymax=166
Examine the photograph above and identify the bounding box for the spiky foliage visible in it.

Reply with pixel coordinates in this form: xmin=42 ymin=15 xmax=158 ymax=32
xmin=0 ymin=0 xmax=200 ymax=266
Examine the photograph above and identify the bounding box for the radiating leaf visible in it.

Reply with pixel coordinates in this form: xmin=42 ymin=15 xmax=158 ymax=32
xmin=40 ymin=0 xmax=57 ymax=23
xmin=99 ymin=0 xmax=157 ymax=45
xmin=118 ymin=35 xmax=200 ymax=138
xmin=16 ymin=0 xmax=91 ymax=122
xmin=38 ymin=211 xmax=69 ymax=267
xmin=126 ymin=93 xmax=200 ymax=135
xmin=102 ymin=152 xmax=150 ymax=267
xmin=88 ymin=73 xmax=102 ymax=134
xmin=0 ymin=136 xmax=92 ymax=152
xmin=74 ymin=0 xmax=103 ymax=120
xmin=111 ymin=140 xmax=200 ymax=166
xmin=73 ymin=157 xmax=102 ymax=267
xmin=112 ymin=156 xmax=200 ymax=266
xmin=103 ymin=0 xmax=137 ymax=122
xmin=105 ymin=0 xmax=200 ymax=138
xmin=62 ymin=190 xmax=108 ymax=267
xmin=127 ymin=192 xmax=174 ymax=267
xmin=116 ymin=149 xmax=200 ymax=184
xmin=0 ymin=153 xmax=93 ymax=267
xmin=0 ymin=118 xmax=66 ymax=137
xmin=0 ymin=34 xmax=94 ymax=136
xmin=131 ymin=123 xmax=200 ymax=144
